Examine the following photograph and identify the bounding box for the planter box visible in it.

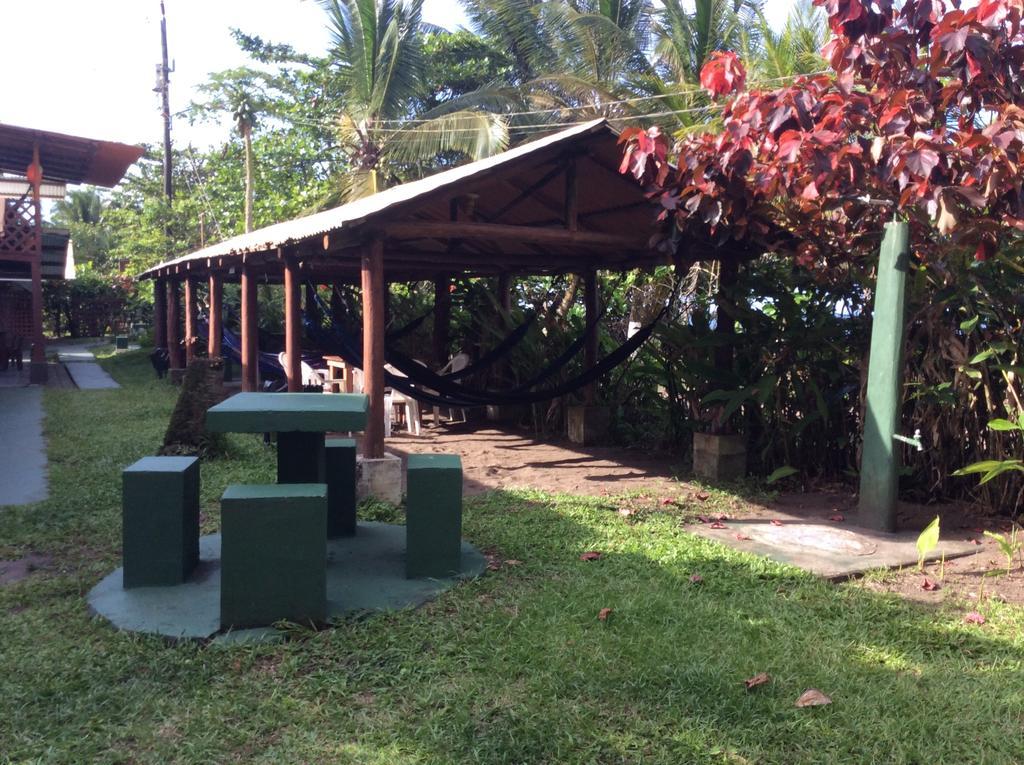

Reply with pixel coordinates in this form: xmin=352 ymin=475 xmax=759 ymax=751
xmin=693 ymin=432 xmax=746 ymax=481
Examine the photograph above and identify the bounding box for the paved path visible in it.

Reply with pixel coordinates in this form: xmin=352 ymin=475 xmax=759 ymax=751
xmin=0 ymin=387 xmax=48 ymax=506
xmin=53 ymin=344 xmax=120 ymax=390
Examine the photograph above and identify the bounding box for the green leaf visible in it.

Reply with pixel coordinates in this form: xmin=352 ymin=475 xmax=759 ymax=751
xmin=916 ymin=516 xmax=940 ymax=569
xmin=983 ymin=530 xmax=1013 ymax=560
xmin=766 ymin=466 xmax=798 ymax=485
xmin=987 ymin=418 xmax=1020 ymax=432
xmin=960 ymin=316 xmax=979 ymax=332
xmin=969 ymin=349 xmax=995 ymax=365
xmin=953 ymin=459 xmax=1013 ymax=476
xmin=978 ymin=461 xmax=1024 ymax=485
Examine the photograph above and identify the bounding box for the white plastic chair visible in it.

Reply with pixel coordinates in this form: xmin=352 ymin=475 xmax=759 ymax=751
xmin=277 ymin=352 xmax=327 ymax=389
xmin=433 ymin=352 xmax=471 ymax=425
xmin=385 ymin=364 xmax=421 ymax=436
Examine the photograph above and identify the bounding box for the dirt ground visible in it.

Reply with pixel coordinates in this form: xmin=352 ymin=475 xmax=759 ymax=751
xmin=385 ymin=421 xmax=1024 ymax=608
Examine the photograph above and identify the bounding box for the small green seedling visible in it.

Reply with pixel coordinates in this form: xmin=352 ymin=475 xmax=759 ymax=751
xmin=983 ymin=525 xmax=1022 ymax=573
xmin=916 ymin=516 xmax=940 ymax=571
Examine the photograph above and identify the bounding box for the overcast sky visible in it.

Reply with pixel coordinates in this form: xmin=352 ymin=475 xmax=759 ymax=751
xmin=3 ymin=0 xmax=797 ymax=152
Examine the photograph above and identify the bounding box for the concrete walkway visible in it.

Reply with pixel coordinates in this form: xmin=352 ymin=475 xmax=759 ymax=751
xmin=0 ymin=387 xmax=48 ymax=506
xmin=53 ymin=344 xmax=120 ymax=390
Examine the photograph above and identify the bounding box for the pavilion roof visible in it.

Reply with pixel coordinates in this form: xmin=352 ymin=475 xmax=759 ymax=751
xmin=143 ymin=119 xmax=670 ymax=282
xmin=0 ymin=124 xmax=143 ymax=187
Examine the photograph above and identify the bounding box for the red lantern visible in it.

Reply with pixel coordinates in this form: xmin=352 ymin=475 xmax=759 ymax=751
xmin=26 ymin=161 xmax=42 ymax=185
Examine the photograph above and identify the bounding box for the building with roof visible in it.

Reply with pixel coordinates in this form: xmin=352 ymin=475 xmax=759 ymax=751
xmin=0 ymin=123 xmax=142 ymax=382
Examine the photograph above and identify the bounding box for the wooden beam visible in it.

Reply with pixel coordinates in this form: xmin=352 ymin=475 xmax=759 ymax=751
xmin=284 ymin=256 xmax=302 ymax=392
xmin=153 ymin=278 xmax=167 ymax=350
xmin=167 ymin=280 xmax=183 ymax=372
xmin=383 ymin=221 xmax=647 ymax=251
xmin=208 ymin=273 xmax=223 ymax=358
xmin=184 ymin=276 xmax=198 ymax=364
xmin=565 ymin=157 xmax=578 ymax=232
xmin=583 ymin=268 xmax=599 ymax=405
xmin=240 ymin=263 xmax=259 ymax=392
xmin=485 ymin=163 xmax=565 ymax=223
xmin=361 ymin=238 xmax=386 ymax=459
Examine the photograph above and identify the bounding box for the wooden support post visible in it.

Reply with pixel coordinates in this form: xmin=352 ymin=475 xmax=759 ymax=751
xmin=184 ymin=276 xmax=198 ymax=364
xmin=240 ymin=263 xmax=259 ymax=392
xmin=583 ymin=268 xmax=599 ymax=405
xmin=497 ymin=273 xmax=512 ymax=326
xmin=284 ymin=256 xmax=303 ymax=392
xmin=859 ymin=222 xmax=910 ymax=532
xmin=208 ymin=273 xmax=223 ymax=358
xmin=362 ymin=239 xmax=386 ymax=458
xmin=432 ymin=276 xmax=452 ymax=367
xmin=28 ymin=144 xmax=47 ymax=383
xmin=167 ymin=280 xmax=183 ymax=372
xmin=154 ymin=278 xmax=167 ymax=350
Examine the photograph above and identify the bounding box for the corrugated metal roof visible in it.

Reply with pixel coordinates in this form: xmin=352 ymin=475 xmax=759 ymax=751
xmin=0 ymin=123 xmax=143 ymax=187
xmin=142 ymin=119 xmax=612 ymax=278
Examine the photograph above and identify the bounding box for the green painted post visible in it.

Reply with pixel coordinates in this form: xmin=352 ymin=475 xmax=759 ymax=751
xmin=122 ymin=456 xmax=200 ymax=588
xmin=277 ymin=432 xmax=326 ymax=484
xmin=406 ymin=454 xmax=463 ymax=578
xmin=859 ymin=221 xmax=910 ymax=532
xmin=220 ymin=483 xmax=327 ymax=628
xmin=325 ymin=438 xmax=357 ymax=537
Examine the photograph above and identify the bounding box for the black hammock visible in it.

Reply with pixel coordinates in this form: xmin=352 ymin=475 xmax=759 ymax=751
xmin=315 ymin=284 xmax=538 ymax=382
xmin=308 ymin=291 xmax=594 ymax=396
xmin=304 ymin=296 xmax=665 ymax=408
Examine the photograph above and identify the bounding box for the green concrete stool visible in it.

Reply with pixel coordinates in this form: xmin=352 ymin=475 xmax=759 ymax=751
xmin=326 ymin=438 xmax=357 ymax=538
xmin=220 ymin=484 xmax=327 ymax=629
xmin=122 ymin=456 xmax=200 ymax=589
xmin=406 ymin=454 xmax=463 ymax=579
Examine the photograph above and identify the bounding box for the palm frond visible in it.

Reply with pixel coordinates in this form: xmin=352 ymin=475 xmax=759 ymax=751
xmin=386 ymin=110 xmax=509 ymax=164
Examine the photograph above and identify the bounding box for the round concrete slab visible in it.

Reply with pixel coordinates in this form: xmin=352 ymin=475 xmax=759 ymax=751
xmin=88 ymin=522 xmax=487 ymax=640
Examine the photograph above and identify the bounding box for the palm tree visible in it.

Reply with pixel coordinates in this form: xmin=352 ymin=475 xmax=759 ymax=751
xmin=748 ymin=0 xmax=827 ymax=80
xmin=52 ymin=187 xmax=105 ymax=226
xmin=319 ymin=0 xmax=509 ymax=202
xmin=192 ymin=69 xmax=271 ymax=233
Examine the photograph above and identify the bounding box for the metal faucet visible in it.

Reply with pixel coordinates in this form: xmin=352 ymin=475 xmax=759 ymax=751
xmin=893 ymin=428 xmax=924 ymax=452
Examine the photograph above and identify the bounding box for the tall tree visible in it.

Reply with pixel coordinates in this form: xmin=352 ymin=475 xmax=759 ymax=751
xmin=319 ymin=0 xmax=509 ymax=201
xmin=192 ymin=69 xmax=274 ymax=232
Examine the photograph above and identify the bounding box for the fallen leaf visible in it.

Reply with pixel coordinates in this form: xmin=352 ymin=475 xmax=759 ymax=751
xmin=744 ymin=672 xmax=771 ymax=690
xmin=661 ymin=497 xmax=676 ymax=506
xmin=970 ymin=538 xmax=982 ymax=545
xmin=486 ymin=560 xmax=502 ymax=571
xmin=770 ymin=519 xmax=784 ymax=527
xmin=696 ymin=492 xmax=711 ymax=501
xmin=689 ymin=573 xmax=703 ymax=584
xmin=504 ymin=559 xmax=522 ymax=566
xmin=598 ymin=607 xmax=613 ymax=621
xmin=921 ymin=577 xmax=940 ymax=591
xmin=618 ymin=507 xmax=636 ymax=518
xmin=795 ymin=689 xmax=832 ymax=707
xmin=734 ymin=533 xmax=752 ymax=541
xmin=579 ymin=551 xmax=602 ymax=562
xmin=828 ymin=514 xmax=845 ymax=522
xmin=964 ymin=611 xmax=986 ymax=625
xmin=709 ymin=521 xmax=727 ymax=529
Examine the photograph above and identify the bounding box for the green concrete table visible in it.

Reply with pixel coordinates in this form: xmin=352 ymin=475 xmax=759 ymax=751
xmin=206 ymin=392 xmax=368 ymax=483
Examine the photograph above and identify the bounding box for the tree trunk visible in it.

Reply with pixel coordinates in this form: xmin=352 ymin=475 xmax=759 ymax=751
xmin=243 ymin=125 xmax=255 ymax=234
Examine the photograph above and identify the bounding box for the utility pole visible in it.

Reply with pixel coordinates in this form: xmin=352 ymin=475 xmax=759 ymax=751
xmin=156 ymin=0 xmax=173 ymax=206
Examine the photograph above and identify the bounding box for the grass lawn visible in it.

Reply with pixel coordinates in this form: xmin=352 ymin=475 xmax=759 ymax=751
xmin=2 ymin=351 xmax=1023 ymax=764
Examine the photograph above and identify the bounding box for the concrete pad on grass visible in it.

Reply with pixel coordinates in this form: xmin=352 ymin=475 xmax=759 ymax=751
xmin=689 ymin=518 xmax=980 ymax=580
xmin=87 ymin=522 xmax=487 ymax=641
xmin=64 ymin=362 xmax=119 ymax=390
